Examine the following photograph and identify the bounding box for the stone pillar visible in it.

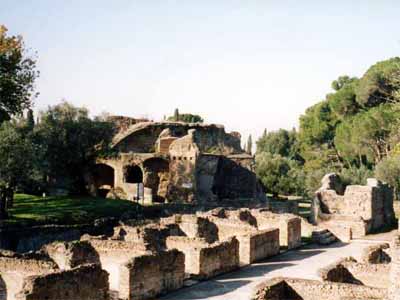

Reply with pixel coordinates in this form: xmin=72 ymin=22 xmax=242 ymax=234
xmin=389 ymin=234 xmax=400 ymax=300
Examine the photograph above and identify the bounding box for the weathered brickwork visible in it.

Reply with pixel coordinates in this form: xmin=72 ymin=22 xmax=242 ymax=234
xmin=88 ymin=120 xmax=266 ymax=204
xmin=252 ymin=210 xmax=302 ymax=249
xmin=16 ymin=264 xmax=109 ymax=300
xmin=166 ymin=236 xmax=239 ymax=279
xmin=120 ymin=249 xmax=184 ymax=300
xmin=311 ymin=174 xmax=396 ymax=240
xmin=236 ymin=229 xmax=280 ymax=266
xmin=252 ymin=277 xmax=387 ymax=300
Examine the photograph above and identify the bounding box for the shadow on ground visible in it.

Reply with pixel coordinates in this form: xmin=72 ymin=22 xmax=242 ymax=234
xmin=159 ymin=241 xmax=349 ymax=300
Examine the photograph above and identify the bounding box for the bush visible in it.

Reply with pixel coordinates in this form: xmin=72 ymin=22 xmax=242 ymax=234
xmin=375 ymin=155 xmax=400 ymax=198
xmin=255 ymin=152 xmax=305 ymax=197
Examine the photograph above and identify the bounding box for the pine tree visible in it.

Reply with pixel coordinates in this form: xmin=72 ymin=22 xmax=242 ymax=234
xmin=174 ymin=108 xmax=179 ymax=121
xmin=26 ymin=109 xmax=35 ymax=131
xmin=246 ymin=135 xmax=252 ymax=155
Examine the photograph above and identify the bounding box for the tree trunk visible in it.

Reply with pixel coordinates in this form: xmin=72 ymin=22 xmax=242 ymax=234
xmin=5 ymin=187 xmax=14 ymax=209
xmin=0 ymin=188 xmax=8 ymax=220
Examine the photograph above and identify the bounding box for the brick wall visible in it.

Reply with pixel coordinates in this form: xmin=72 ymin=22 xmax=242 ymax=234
xmin=16 ymin=264 xmax=109 ymax=300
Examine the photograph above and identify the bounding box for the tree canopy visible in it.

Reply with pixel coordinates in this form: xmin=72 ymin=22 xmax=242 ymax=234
xmin=0 ymin=25 xmax=38 ymax=123
xmin=256 ymin=57 xmax=400 ymax=197
xmin=167 ymin=108 xmax=204 ymax=123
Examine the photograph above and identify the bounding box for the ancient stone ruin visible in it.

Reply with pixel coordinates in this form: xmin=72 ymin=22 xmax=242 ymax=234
xmin=311 ymin=173 xmax=396 ymax=241
xmin=252 ymin=234 xmax=400 ymax=300
xmin=87 ymin=120 xmax=266 ymax=204
xmin=2 ymin=169 xmax=398 ymax=300
xmin=0 ymin=207 xmax=303 ymax=300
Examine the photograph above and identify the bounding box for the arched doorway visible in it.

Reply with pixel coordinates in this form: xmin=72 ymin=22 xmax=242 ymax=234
xmin=143 ymin=157 xmax=169 ymax=202
xmin=124 ymin=165 xmax=144 ymax=201
xmin=124 ymin=165 xmax=143 ymax=183
xmin=93 ymin=164 xmax=115 ymax=198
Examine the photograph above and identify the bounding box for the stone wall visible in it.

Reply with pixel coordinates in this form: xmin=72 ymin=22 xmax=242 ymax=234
xmin=236 ymin=229 xmax=280 ymax=266
xmin=166 ymin=236 xmax=239 ymax=279
xmin=205 ymin=216 xmax=256 ymax=240
xmin=167 ymin=130 xmax=199 ymax=202
xmin=112 ymin=223 xmax=178 ymax=251
xmin=93 ymin=120 xmax=264 ymax=204
xmin=389 ymin=234 xmax=400 ymax=300
xmin=86 ymin=238 xmax=184 ymax=300
xmin=43 ymin=241 xmax=100 ymax=270
xmin=113 ymin=122 xmax=243 ymax=156
xmin=210 ymin=156 xmax=266 ymax=201
xmin=0 ymin=255 xmax=57 ymax=300
xmin=120 ymin=249 xmax=184 ymax=300
xmin=85 ymin=239 xmax=148 ymax=295
xmin=345 ymin=261 xmax=390 ymax=288
xmin=16 ymin=264 xmax=109 ymax=300
xmin=360 ymin=243 xmax=391 ymax=264
xmin=177 ymin=214 xmax=218 ymax=243
xmin=312 ymin=174 xmax=396 ymax=239
xmin=252 ymin=210 xmax=301 ymax=249
xmin=318 ymin=257 xmax=390 ymax=288
xmin=252 ymin=277 xmax=387 ymax=300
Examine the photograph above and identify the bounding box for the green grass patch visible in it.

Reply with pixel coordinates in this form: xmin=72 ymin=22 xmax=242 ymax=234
xmin=6 ymin=194 xmax=140 ymax=227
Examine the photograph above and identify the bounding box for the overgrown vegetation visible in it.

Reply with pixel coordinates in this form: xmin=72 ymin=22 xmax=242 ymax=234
xmin=167 ymin=108 xmax=204 ymax=123
xmin=256 ymin=57 xmax=400 ymax=198
xmin=0 ymin=102 xmax=115 ymax=200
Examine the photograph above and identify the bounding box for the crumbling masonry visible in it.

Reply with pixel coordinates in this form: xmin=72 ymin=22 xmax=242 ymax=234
xmin=87 ymin=119 xmax=266 ymax=204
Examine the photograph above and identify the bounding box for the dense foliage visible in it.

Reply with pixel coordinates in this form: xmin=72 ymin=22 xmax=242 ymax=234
xmin=256 ymin=57 xmax=400 ymax=198
xmin=0 ymin=102 xmax=115 ymax=197
xmin=0 ymin=25 xmax=38 ymax=123
xmin=167 ymin=108 xmax=204 ymax=123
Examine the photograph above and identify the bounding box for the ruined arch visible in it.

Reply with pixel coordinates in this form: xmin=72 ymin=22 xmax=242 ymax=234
xmin=92 ymin=163 xmax=115 ymax=198
xmin=124 ymin=165 xmax=143 ymax=183
xmin=142 ymin=157 xmax=170 ymax=202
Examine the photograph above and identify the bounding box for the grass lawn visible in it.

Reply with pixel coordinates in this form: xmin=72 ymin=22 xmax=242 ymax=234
xmin=6 ymin=194 xmax=140 ymax=227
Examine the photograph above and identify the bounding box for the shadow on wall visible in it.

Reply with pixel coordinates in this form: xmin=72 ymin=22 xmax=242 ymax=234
xmin=0 ymin=275 xmax=6 ymax=300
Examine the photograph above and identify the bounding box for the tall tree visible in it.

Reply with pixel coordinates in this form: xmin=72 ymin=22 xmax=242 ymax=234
xmin=0 ymin=25 xmax=38 ymax=123
xmin=26 ymin=108 xmax=34 ymax=131
xmin=173 ymin=108 xmax=179 ymax=121
xmin=0 ymin=122 xmax=36 ymax=215
xmin=34 ymin=101 xmax=115 ymax=194
xmin=246 ymin=135 xmax=252 ymax=154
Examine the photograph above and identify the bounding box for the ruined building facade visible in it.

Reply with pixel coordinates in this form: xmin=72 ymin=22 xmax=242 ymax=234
xmin=311 ymin=173 xmax=396 ymax=241
xmin=87 ymin=119 xmax=266 ymax=204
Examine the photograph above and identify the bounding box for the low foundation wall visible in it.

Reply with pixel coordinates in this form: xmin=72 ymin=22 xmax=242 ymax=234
xmin=252 ymin=211 xmax=301 ymax=249
xmin=166 ymin=236 xmax=239 ymax=279
xmin=86 ymin=239 xmax=148 ymax=295
xmin=318 ymin=257 xmax=390 ymax=289
xmin=237 ymin=229 xmax=280 ymax=266
xmin=16 ymin=264 xmax=109 ymax=300
xmin=252 ymin=277 xmax=387 ymax=300
xmin=360 ymin=243 xmax=391 ymax=264
xmin=112 ymin=224 xmax=176 ymax=251
xmin=177 ymin=215 xmax=218 ymax=243
xmin=121 ymin=249 xmax=185 ymax=300
xmin=0 ymin=221 xmax=116 ymax=253
xmin=206 ymin=216 xmax=256 ymax=240
xmin=0 ymin=256 xmax=57 ymax=300
xmin=43 ymin=241 xmax=100 ymax=270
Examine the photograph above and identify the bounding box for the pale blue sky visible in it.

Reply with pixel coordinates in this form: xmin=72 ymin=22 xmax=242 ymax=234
xmin=2 ymin=1 xmax=400 ymax=144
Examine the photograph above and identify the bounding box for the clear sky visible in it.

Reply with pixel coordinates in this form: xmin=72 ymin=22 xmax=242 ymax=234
xmin=2 ymin=1 xmax=400 ymax=145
